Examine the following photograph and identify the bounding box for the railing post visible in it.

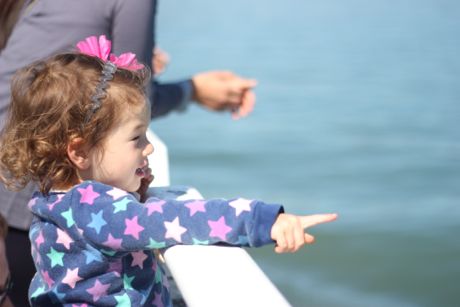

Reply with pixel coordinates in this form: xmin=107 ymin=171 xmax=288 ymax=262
xmin=147 ymin=129 xmax=170 ymax=187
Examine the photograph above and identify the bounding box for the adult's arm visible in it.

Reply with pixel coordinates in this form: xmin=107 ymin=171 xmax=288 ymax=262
xmin=112 ymin=0 xmax=189 ymax=119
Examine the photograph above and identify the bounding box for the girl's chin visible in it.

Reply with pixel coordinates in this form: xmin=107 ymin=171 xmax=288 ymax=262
xmin=112 ymin=182 xmax=140 ymax=194
xmin=127 ymin=183 xmax=141 ymax=193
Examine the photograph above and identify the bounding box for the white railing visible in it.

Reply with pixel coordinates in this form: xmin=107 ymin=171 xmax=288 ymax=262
xmin=146 ymin=130 xmax=170 ymax=187
xmin=164 ymin=244 xmax=291 ymax=307
xmin=147 ymin=130 xmax=291 ymax=307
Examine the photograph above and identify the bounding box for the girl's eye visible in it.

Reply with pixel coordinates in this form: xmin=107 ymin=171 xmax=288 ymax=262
xmin=132 ymin=136 xmax=140 ymax=141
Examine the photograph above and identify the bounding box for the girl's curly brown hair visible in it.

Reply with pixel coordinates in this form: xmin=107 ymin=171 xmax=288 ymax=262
xmin=0 ymin=53 xmax=151 ymax=195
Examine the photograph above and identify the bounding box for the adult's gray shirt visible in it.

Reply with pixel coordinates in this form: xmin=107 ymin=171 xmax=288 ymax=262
xmin=0 ymin=0 xmax=189 ymax=230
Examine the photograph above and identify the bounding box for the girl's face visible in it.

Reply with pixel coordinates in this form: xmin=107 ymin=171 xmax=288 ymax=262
xmin=87 ymin=100 xmax=153 ymax=192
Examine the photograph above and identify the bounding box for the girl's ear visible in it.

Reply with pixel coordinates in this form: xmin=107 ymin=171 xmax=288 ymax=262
xmin=67 ymin=138 xmax=91 ymax=170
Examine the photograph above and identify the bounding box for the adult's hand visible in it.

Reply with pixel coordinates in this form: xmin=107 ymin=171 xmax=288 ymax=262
xmin=152 ymin=47 xmax=170 ymax=76
xmin=191 ymin=71 xmax=257 ymax=120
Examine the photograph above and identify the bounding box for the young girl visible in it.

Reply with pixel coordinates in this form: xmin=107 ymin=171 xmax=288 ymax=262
xmin=0 ymin=35 xmax=337 ymax=306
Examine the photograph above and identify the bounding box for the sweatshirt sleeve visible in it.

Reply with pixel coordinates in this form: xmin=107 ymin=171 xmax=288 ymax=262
xmin=149 ymin=79 xmax=192 ymax=119
xmin=67 ymin=182 xmax=283 ymax=252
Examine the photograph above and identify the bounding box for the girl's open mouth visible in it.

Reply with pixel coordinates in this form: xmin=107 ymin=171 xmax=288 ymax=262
xmin=135 ymin=167 xmax=146 ymax=177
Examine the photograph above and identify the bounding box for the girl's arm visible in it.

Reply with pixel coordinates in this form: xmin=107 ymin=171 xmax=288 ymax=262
xmin=70 ymin=182 xmax=283 ymax=252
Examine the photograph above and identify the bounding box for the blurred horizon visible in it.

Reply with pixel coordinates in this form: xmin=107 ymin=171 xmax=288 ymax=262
xmin=153 ymin=1 xmax=460 ymax=306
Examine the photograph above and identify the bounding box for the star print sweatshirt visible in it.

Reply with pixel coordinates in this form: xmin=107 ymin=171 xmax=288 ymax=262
xmin=27 ymin=181 xmax=283 ymax=306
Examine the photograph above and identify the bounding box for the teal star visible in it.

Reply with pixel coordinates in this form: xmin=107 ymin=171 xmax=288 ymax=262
xmin=30 ymin=285 xmax=46 ymax=298
xmin=146 ymin=238 xmax=166 ymax=249
xmin=192 ymin=238 xmax=209 ymax=245
xmin=61 ymin=208 xmax=75 ymax=227
xmin=154 ymin=267 xmax=162 ymax=284
xmin=47 ymin=247 xmax=65 ymax=267
xmin=113 ymin=197 xmax=131 ymax=213
xmin=114 ymin=293 xmax=131 ymax=307
xmin=88 ymin=210 xmax=106 ymax=234
xmin=101 ymin=249 xmax=116 ymax=257
xmin=123 ymin=274 xmax=135 ymax=289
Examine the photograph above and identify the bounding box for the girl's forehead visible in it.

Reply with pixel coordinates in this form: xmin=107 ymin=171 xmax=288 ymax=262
xmin=119 ymin=98 xmax=150 ymax=122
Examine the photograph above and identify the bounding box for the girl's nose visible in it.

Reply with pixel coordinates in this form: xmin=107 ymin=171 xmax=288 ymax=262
xmin=144 ymin=142 xmax=154 ymax=156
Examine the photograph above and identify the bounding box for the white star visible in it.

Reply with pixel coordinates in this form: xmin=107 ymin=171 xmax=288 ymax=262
xmin=229 ymin=198 xmax=253 ymax=216
xmin=164 ymin=217 xmax=187 ymax=243
xmin=107 ymin=187 xmax=129 ymax=200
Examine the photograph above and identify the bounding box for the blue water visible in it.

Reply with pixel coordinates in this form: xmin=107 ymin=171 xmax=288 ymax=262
xmin=153 ymin=1 xmax=460 ymax=306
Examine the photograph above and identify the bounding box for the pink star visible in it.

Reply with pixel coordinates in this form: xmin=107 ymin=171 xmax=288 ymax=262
xmin=131 ymin=251 xmax=148 ymax=269
xmin=104 ymin=233 xmax=123 ymax=249
xmin=41 ymin=270 xmax=54 ymax=288
xmin=229 ymin=198 xmax=253 ymax=216
xmin=35 ymin=231 xmax=45 ymax=249
xmin=77 ymin=185 xmax=100 ymax=205
xmin=146 ymin=200 xmax=165 ymax=216
xmin=27 ymin=197 xmax=37 ymax=209
xmin=124 ymin=216 xmax=144 ymax=239
xmin=48 ymin=194 xmax=64 ymax=210
xmin=56 ymin=228 xmax=73 ymax=249
xmin=62 ymin=267 xmax=82 ymax=289
xmin=164 ymin=217 xmax=187 ymax=243
xmin=35 ymin=252 xmax=42 ymax=265
xmin=86 ymin=279 xmax=110 ymax=302
xmin=107 ymin=187 xmax=128 ymax=200
xmin=208 ymin=216 xmax=232 ymax=241
xmin=185 ymin=200 xmax=206 ymax=216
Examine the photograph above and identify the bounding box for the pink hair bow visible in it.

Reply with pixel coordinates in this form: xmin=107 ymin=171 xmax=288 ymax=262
xmin=76 ymin=35 xmax=144 ymax=70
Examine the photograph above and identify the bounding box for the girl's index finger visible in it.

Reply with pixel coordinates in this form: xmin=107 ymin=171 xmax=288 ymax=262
xmin=300 ymin=213 xmax=338 ymax=229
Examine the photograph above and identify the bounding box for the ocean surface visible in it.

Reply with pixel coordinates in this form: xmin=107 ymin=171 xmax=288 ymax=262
xmin=152 ymin=1 xmax=460 ymax=306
